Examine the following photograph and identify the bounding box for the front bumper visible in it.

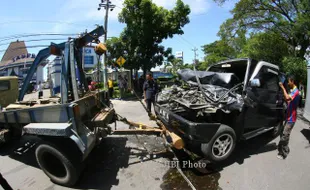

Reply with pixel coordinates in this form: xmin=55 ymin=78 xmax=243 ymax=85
xmin=155 ymin=104 xmax=221 ymax=143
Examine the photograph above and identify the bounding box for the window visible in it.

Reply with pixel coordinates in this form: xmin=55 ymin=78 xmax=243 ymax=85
xmin=84 ymin=56 xmax=94 ymax=65
xmin=0 ymin=80 xmax=10 ymax=91
xmin=256 ymin=66 xmax=279 ymax=91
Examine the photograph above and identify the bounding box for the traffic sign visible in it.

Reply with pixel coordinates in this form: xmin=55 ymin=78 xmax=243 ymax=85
xmin=116 ymin=56 xmax=126 ymax=67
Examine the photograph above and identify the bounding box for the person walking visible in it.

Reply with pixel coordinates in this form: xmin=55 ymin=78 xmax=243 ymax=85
xmin=143 ymin=72 xmax=158 ymax=113
xmin=37 ymin=81 xmax=43 ymax=99
xmin=277 ymin=75 xmax=300 ymax=160
xmin=108 ymin=77 xmax=114 ymax=98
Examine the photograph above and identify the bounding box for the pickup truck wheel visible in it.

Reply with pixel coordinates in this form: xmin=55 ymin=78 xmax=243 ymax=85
xmin=201 ymin=125 xmax=236 ymax=162
xmin=35 ymin=142 xmax=80 ymax=186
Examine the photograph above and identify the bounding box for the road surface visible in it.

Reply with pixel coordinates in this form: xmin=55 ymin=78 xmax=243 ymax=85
xmin=1 ymin=99 xmax=310 ymax=190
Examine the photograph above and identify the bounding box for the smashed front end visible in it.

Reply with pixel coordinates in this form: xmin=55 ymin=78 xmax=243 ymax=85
xmin=154 ymin=69 xmax=245 ymax=147
xmin=156 ymin=69 xmax=244 ymax=122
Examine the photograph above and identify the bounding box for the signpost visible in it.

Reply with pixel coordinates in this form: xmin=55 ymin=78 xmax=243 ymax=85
xmin=116 ymin=56 xmax=126 ymax=67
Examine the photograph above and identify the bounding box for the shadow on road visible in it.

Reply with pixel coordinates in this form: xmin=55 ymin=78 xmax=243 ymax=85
xmin=215 ymin=134 xmax=278 ymax=170
xmin=74 ymin=136 xmax=130 ymax=189
xmin=301 ymin=129 xmax=310 ymax=144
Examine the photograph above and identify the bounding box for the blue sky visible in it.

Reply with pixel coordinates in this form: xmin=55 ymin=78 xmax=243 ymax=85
xmin=0 ymin=0 xmax=237 ymax=65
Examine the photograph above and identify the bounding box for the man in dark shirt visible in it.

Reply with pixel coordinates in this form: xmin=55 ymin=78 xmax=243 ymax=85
xmin=143 ymin=73 xmax=158 ymax=113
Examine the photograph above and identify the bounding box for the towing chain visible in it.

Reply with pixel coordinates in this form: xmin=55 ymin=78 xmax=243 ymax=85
xmin=93 ymin=88 xmax=197 ymax=190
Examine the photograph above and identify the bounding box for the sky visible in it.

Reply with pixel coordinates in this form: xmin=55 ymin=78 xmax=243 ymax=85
xmin=0 ymin=0 xmax=238 ymax=68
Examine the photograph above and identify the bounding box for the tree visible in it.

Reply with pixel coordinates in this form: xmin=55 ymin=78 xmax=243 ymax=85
xmin=240 ymin=32 xmax=290 ymax=65
xmin=106 ymin=37 xmax=127 ymax=68
xmin=167 ymin=58 xmax=183 ymax=74
xmin=118 ymin=0 xmax=191 ymax=74
xmin=282 ymin=56 xmax=308 ymax=85
xmin=214 ymin=0 xmax=310 ymax=59
xmin=200 ymin=29 xmax=247 ymax=70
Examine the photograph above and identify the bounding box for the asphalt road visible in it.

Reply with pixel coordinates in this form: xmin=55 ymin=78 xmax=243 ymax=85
xmin=1 ymin=99 xmax=310 ymax=190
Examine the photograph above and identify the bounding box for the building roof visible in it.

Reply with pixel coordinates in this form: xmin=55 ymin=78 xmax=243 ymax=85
xmin=1 ymin=40 xmax=28 ymax=62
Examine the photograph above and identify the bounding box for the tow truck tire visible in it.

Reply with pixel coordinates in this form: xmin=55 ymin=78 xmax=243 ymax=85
xmin=201 ymin=125 xmax=236 ymax=162
xmin=35 ymin=142 xmax=80 ymax=186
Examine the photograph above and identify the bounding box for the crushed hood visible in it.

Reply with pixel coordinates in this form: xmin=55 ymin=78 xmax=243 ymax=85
xmin=177 ymin=69 xmax=241 ymax=89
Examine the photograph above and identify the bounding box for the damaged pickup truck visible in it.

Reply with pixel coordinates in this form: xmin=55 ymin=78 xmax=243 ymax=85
xmin=155 ymin=58 xmax=285 ymax=162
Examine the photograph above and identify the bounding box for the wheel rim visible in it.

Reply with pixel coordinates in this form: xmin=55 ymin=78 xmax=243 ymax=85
xmin=212 ymin=134 xmax=233 ymax=159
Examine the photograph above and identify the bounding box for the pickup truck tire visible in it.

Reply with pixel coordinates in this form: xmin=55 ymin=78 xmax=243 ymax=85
xmin=201 ymin=125 xmax=236 ymax=162
xmin=35 ymin=142 xmax=80 ymax=186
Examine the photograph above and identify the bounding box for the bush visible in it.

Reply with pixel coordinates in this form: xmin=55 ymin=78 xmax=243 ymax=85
xmin=95 ymin=82 xmax=104 ymax=89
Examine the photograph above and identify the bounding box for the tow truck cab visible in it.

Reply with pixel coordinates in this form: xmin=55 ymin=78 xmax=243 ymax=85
xmin=155 ymin=58 xmax=285 ymax=162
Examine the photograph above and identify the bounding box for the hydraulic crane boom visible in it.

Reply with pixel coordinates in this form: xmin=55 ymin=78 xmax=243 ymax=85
xmin=18 ymin=26 xmax=105 ymax=101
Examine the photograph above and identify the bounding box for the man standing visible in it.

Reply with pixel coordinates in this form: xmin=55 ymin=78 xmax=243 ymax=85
xmin=143 ymin=72 xmax=158 ymax=113
xmin=37 ymin=81 xmax=43 ymax=99
xmin=108 ymin=77 xmax=114 ymax=98
xmin=277 ymin=75 xmax=300 ymax=159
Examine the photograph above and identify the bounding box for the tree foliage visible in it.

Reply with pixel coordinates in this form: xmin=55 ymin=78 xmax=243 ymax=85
xmin=214 ymin=0 xmax=310 ymax=59
xmin=282 ymin=56 xmax=308 ymax=84
xmin=116 ymin=0 xmax=190 ymax=72
xmin=240 ymin=32 xmax=290 ymax=65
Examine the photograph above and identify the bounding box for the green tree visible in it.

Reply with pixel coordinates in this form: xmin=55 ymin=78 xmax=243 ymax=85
xmin=214 ymin=0 xmax=310 ymax=59
xmin=118 ymin=0 xmax=191 ymax=74
xmin=240 ymin=32 xmax=290 ymax=65
xmin=164 ymin=58 xmax=183 ymax=74
xmin=282 ymin=57 xmax=308 ymax=84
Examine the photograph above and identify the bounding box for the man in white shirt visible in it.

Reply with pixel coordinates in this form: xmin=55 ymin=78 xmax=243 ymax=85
xmin=37 ymin=81 xmax=43 ymax=99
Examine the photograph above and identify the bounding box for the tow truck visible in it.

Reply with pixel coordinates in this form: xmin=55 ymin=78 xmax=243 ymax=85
xmin=0 ymin=26 xmax=117 ymax=186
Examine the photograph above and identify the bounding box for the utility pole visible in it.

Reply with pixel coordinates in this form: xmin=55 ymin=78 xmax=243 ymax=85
xmin=192 ymin=47 xmax=198 ymax=65
xmin=98 ymin=0 xmax=115 ymax=88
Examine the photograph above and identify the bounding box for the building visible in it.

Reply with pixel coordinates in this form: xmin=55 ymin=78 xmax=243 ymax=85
xmin=0 ymin=40 xmax=46 ymax=85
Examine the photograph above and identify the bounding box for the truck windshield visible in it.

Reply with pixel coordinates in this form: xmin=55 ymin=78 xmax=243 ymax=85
xmin=208 ymin=60 xmax=248 ymax=83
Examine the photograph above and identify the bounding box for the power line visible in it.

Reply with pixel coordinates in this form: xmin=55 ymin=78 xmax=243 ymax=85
xmin=0 ymin=20 xmax=91 ymax=27
xmin=0 ymin=45 xmax=50 ymax=53
xmin=0 ymin=38 xmax=67 ymax=47
xmin=0 ymin=33 xmax=78 ymax=42
xmin=177 ymin=35 xmax=195 ymax=48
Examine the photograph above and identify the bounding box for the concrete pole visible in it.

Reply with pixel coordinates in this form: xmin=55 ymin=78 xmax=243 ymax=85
xmin=102 ymin=0 xmax=109 ymax=89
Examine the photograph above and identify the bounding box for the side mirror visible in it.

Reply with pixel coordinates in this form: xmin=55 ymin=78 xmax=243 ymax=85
xmin=249 ymin=79 xmax=261 ymax=88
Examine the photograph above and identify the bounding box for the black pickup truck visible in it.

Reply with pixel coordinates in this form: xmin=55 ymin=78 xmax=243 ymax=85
xmin=155 ymin=58 xmax=286 ymax=162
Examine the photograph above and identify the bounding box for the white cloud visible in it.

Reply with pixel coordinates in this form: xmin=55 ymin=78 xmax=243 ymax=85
xmin=152 ymin=0 xmax=210 ymax=15
xmin=50 ymin=0 xmax=211 ymax=33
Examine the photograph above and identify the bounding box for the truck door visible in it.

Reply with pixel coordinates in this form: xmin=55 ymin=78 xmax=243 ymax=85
xmin=244 ymin=65 xmax=280 ymax=129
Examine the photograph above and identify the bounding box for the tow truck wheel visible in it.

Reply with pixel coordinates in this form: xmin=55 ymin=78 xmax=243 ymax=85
xmin=201 ymin=125 xmax=236 ymax=162
xmin=35 ymin=142 xmax=80 ymax=186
